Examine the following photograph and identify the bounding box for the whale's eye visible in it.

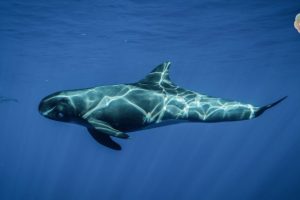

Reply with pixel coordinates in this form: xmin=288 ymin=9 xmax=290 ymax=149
xmin=57 ymin=112 xmax=64 ymax=118
xmin=55 ymin=105 xmax=65 ymax=118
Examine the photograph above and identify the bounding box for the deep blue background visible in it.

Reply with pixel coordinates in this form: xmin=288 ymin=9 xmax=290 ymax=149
xmin=1 ymin=0 xmax=300 ymax=199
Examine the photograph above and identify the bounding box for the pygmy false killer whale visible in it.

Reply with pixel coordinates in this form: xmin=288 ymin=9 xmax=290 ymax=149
xmin=39 ymin=62 xmax=287 ymax=150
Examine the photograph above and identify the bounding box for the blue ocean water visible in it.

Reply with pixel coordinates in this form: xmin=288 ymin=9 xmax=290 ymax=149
xmin=1 ymin=0 xmax=300 ymax=199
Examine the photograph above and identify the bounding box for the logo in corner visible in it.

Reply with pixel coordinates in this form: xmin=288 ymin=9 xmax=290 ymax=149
xmin=294 ymin=13 xmax=300 ymax=33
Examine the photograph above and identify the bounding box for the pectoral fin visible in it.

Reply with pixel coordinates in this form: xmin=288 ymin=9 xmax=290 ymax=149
xmin=88 ymin=128 xmax=122 ymax=150
xmin=87 ymin=118 xmax=129 ymax=139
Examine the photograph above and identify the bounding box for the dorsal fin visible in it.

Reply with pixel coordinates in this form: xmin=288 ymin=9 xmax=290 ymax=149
xmin=137 ymin=61 xmax=175 ymax=87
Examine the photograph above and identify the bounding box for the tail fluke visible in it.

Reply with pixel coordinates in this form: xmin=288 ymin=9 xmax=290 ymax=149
xmin=255 ymin=96 xmax=287 ymax=117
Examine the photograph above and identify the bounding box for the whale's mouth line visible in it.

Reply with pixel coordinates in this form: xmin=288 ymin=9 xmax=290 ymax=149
xmin=40 ymin=105 xmax=56 ymax=116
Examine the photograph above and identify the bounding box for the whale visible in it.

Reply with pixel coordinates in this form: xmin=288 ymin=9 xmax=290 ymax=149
xmin=38 ymin=62 xmax=287 ymax=150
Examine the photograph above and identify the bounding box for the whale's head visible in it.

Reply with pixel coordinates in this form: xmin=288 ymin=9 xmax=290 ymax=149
xmin=39 ymin=92 xmax=76 ymax=122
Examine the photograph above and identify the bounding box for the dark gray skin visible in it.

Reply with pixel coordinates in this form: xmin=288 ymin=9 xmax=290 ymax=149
xmin=38 ymin=62 xmax=287 ymax=150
